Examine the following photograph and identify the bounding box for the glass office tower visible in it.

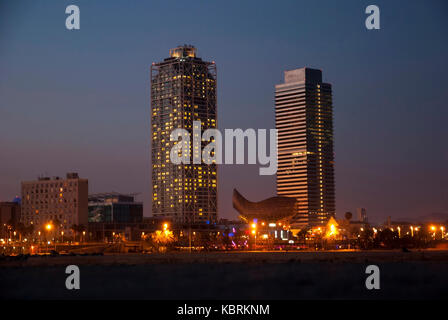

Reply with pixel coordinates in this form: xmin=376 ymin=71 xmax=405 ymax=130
xmin=275 ymin=68 xmax=335 ymax=226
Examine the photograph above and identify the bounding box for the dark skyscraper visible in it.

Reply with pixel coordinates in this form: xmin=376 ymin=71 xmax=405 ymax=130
xmin=275 ymin=68 xmax=335 ymax=226
xmin=150 ymin=45 xmax=217 ymax=224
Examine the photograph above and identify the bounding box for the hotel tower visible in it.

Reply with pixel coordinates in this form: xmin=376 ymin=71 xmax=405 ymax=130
xmin=150 ymin=45 xmax=217 ymax=225
xmin=275 ymin=68 xmax=335 ymax=225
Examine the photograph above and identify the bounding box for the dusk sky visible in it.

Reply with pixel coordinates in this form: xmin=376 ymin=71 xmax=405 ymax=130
xmin=1 ymin=0 xmax=447 ymax=223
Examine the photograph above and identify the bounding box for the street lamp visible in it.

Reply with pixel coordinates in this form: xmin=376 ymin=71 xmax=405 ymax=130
xmin=251 ymin=222 xmax=257 ymax=249
xmin=430 ymin=225 xmax=436 ymax=238
xmin=44 ymin=223 xmax=53 ymax=252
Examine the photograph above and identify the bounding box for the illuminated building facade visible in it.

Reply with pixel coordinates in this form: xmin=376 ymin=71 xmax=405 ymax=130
xmin=20 ymin=173 xmax=88 ymax=232
xmin=151 ymin=45 xmax=217 ymax=224
xmin=275 ymin=68 xmax=335 ymax=225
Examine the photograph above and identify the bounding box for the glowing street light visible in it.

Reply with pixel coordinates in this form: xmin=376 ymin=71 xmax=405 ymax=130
xmin=251 ymin=222 xmax=257 ymax=248
xmin=430 ymin=225 xmax=436 ymax=239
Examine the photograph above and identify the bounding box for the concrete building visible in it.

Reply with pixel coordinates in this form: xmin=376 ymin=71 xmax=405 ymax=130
xmin=357 ymin=207 xmax=368 ymax=222
xmin=20 ymin=173 xmax=88 ymax=233
xmin=0 ymin=201 xmax=20 ymax=238
xmin=150 ymin=45 xmax=218 ymax=225
xmin=0 ymin=201 xmax=20 ymax=225
xmin=88 ymin=192 xmax=143 ymax=223
xmin=88 ymin=216 xmax=165 ymax=242
xmin=275 ymin=68 xmax=335 ymax=226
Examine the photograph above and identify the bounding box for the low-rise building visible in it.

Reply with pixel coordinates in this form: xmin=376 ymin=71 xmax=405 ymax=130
xmin=0 ymin=200 xmax=20 ymax=237
xmin=88 ymin=192 xmax=143 ymax=223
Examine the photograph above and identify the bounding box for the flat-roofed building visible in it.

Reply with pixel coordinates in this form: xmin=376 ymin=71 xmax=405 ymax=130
xmin=275 ymin=67 xmax=335 ymax=226
xmin=20 ymin=172 xmax=88 ymax=233
xmin=88 ymin=192 xmax=143 ymax=223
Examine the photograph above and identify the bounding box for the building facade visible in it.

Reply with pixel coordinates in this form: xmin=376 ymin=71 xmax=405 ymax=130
xmin=88 ymin=192 xmax=143 ymax=223
xmin=0 ymin=201 xmax=20 ymax=238
xmin=356 ymin=207 xmax=368 ymax=222
xmin=150 ymin=45 xmax=218 ymax=225
xmin=20 ymin=173 xmax=88 ymax=232
xmin=275 ymin=68 xmax=335 ymax=226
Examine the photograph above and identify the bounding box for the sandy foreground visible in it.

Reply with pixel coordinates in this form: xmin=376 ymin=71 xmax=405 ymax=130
xmin=1 ymin=250 xmax=448 ymax=299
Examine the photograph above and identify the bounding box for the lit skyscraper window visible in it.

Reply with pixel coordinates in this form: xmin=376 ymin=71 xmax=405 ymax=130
xmin=150 ymin=45 xmax=217 ymax=224
xmin=275 ymin=68 xmax=335 ymax=226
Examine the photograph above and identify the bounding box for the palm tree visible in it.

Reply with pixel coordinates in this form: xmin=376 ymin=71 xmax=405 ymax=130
xmin=297 ymin=228 xmax=309 ymax=243
xmin=345 ymin=212 xmax=353 ymax=221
